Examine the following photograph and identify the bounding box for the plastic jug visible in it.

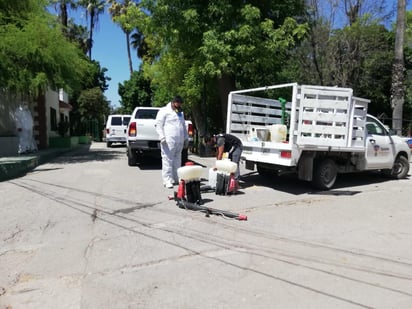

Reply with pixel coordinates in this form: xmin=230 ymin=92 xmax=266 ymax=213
xmin=208 ymin=168 xmax=218 ymax=189
xmin=269 ymin=124 xmax=287 ymax=142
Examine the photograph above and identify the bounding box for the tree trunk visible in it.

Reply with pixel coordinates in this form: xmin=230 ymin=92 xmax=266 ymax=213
xmin=126 ymin=31 xmax=133 ymax=76
xmin=391 ymin=0 xmax=406 ymax=136
xmin=217 ymin=74 xmax=236 ymax=131
xmin=60 ymin=2 xmax=68 ymax=35
xmin=88 ymin=12 xmax=94 ymax=59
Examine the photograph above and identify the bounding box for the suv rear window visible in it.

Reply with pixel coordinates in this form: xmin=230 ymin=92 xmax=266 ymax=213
xmin=111 ymin=117 xmax=122 ymax=125
xmin=135 ymin=109 xmax=159 ymax=120
xmin=123 ymin=116 xmax=131 ymax=126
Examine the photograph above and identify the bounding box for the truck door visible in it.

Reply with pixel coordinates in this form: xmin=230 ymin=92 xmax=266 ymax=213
xmin=364 ymin=116 xmax=395 ymax=169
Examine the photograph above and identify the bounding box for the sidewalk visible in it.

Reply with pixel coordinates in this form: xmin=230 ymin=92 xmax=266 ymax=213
xmin=0 ymin=144 xmax=90 ymax=182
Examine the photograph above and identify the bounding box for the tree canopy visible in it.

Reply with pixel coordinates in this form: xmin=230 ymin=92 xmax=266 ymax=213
xmin=1 ymin=0 xmax=112 ymax=140
xmin=0 ymin=0 xmax=91 ymax=95
xmin=118 ymin=70 xmax=152 ymax=113
xmin=128 ymin=0 xmax=308 ymax=133
xmin=2 ymin=0 xmax=411 ymax=139
xmin=110 ymin=0 xmax=412 ymax=135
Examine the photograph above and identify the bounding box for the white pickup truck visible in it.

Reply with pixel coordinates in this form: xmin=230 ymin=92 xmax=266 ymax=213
xmin=226 ymin=83 xmax=410 ymax=189
xmin=126 ymin=106 xmax=194 ymax=166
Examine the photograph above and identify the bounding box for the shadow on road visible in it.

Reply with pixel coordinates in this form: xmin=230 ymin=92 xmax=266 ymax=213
xmin=239 ymin=170 xmax=407 ymax=196
xmin=51 ymin=147 xmax=124 ymax=164
xmin=240 ymin=172 xmax=312 ymax=195
xmin=136 ymin=155 xmax=162 ymax=170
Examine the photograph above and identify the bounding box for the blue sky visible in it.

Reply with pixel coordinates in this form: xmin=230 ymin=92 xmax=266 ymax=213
xmin=89 ymin=11 xmax=137 ymax=109
xmin=70 ymin=8 xmax=136 ymax=109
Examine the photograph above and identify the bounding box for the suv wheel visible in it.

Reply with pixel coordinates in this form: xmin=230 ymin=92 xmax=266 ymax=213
xmin=128 ymin=148 xmax=138 ymax=166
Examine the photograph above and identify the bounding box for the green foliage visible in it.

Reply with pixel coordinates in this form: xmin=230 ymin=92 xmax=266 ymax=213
xmin=81 ymin=60 xmax=110 ymax=91
xmin=0 ymin=0 xmax=91 ymax=95
xmin=133 ymin=0 xmax=307 ymax=133
xmin=68 ymin=60 xmax=111 ymax=139
xmin=108 ymin=0 xmax=136 ymax=33
xmin=283 ymin=17 xmax=395 ymax=116
xmin=118 ymin=70 xmax=152 ymax=113
xmin=140 ymin=1 xmax=307 ymax=86
xmin=57 ymin=119 xmax=70 ymax=137
xmin=77 ymin=87 xmax=110 ymax=120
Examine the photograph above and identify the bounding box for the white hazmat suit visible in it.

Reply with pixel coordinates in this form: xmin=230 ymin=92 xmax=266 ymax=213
xmin=155 ymin=101 xmax=189 ymax=187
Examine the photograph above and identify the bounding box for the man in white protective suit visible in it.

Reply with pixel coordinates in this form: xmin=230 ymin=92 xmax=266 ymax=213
xmin=155 ymin=96 xmax=189 ymax=188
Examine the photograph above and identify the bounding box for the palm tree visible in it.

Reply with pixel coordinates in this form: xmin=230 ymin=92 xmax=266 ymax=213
xmin=66 ymin=21 xmax=90 ymax=55
xmin=131 ymin=31 xmax=149 ymax=63
xmin=391 ymin=0 xmax=406 ymax=135
xmin=50 ymin=0 xmax=78 ymax=36
xmin=107 ymin=0 xmax=135 ymax=76
xmin=78 ymin=0 xmax=106 ymax=59
xmin=51 ymin=0 xmax=89 ymax=53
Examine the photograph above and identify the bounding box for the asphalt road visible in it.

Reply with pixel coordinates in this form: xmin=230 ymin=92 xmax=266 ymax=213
xmin=1 ymin=142 xmax=412 ymax=309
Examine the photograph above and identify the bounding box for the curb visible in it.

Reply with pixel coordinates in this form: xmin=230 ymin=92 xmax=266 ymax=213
xmin=0 ymin=145 xmax=90 ymax=182
xmin=0 ymin=156 xmax=39 ymax=182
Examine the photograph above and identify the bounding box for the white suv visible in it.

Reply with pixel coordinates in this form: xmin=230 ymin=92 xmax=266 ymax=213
xmin=105 ymin=114 xmax=131 ymax=147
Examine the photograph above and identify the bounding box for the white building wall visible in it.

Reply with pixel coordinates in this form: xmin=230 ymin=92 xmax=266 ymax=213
xmin=59 ymin=88 xmax=69 ymax=103
xmin=45 ymin=89 xmax=60 ymax=139
xmin=44 ymin=87 xmax=71 ymax=141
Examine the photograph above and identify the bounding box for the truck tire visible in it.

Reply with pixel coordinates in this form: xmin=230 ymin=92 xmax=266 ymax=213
xmin=127 ymin=148 xmax=138 ymax=166
xmin=107 ymin=141 xmax=112 ymax=148
xmin=312 ymin=158 xmax=337 ymax=190
xmin=381 ymin=155 xmax=409 ymax=179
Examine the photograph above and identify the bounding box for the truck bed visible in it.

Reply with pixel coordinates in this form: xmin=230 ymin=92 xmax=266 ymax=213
xmin=227 ymin=83 xmax=370 ymax=152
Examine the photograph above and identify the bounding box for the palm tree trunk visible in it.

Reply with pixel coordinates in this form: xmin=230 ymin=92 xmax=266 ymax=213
xmin=60 ymin=2 xmax=68 ymax=32
xmin=391 ymin=0 xmax=406 ymax=136
xmin=126 ymin=31 xmax=133 ymax=76
xmin=88 ymin=12 xmax=94 ymax=59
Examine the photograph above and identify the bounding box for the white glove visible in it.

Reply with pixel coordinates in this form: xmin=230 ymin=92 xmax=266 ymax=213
xmin=183 ymin=139 xmax=189 ymax=148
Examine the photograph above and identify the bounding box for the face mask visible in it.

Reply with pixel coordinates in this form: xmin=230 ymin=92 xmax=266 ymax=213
xmin=174 ymin=102 xmax=183 ymax=114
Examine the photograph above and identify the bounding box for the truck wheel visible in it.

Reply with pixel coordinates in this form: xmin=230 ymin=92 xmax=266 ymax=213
xmin=381 ymin=155 xmax=409 ymax=179
xmin=312 ymin=159 xmax=337 ymax=190
xmin=107 ymin=141 xmax=112 ymax=148
xmin=127 ymin=148 xmax=138 ymax=166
